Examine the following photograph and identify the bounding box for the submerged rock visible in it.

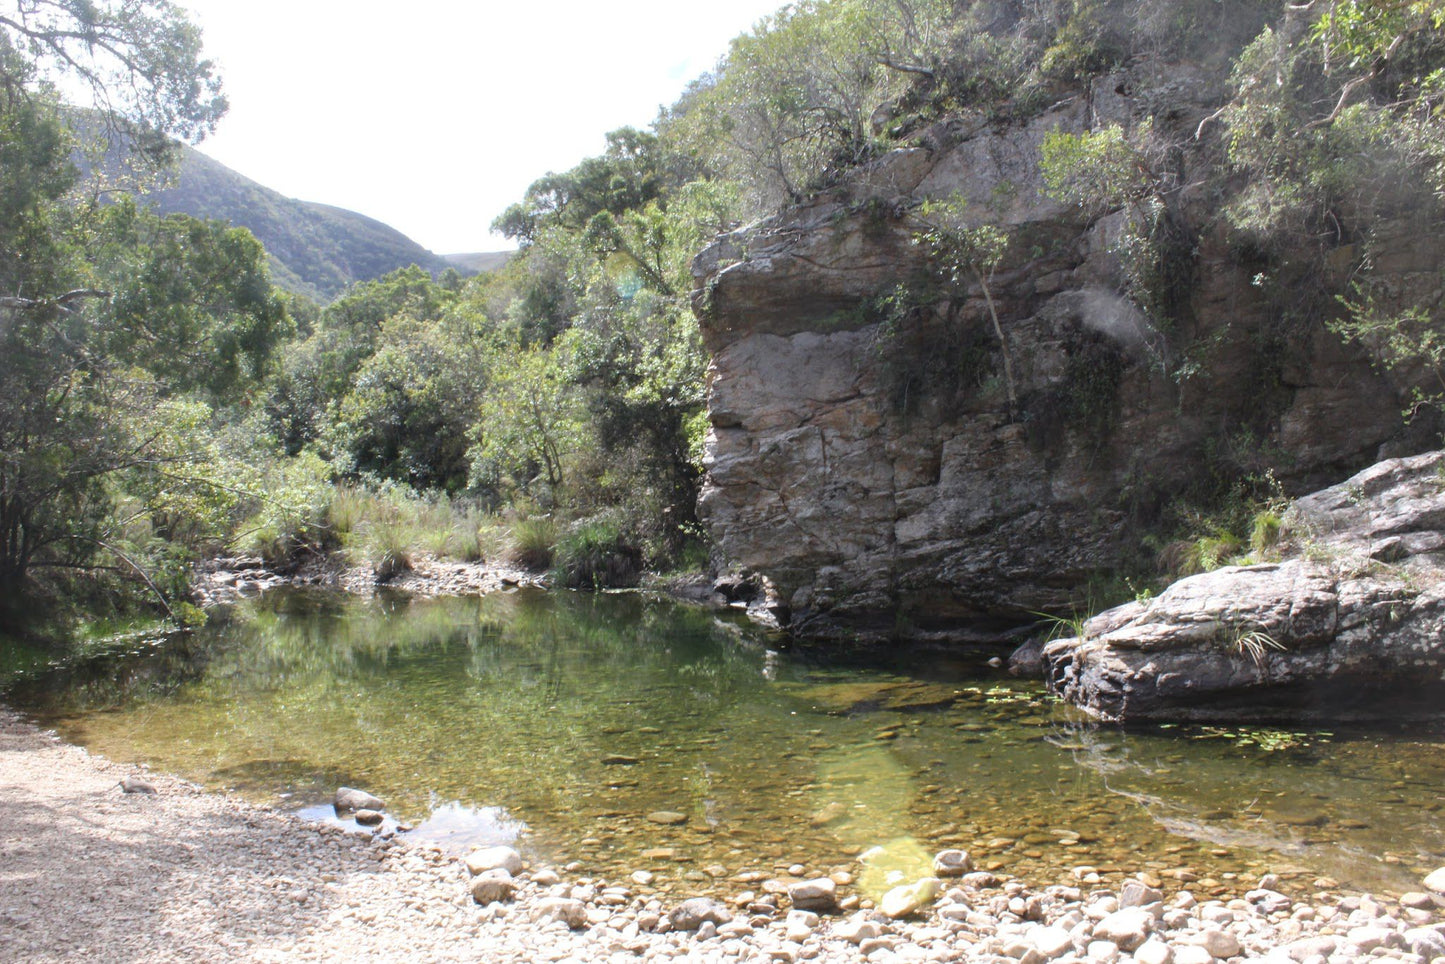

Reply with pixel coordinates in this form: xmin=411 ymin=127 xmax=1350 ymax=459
xmin=1045 ymin=452 xmax=1445 ymax=722
xmin=880 ymin=878 xmax=940 ymax=919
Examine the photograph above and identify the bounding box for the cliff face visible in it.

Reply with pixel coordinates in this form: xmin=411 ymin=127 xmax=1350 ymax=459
xmin=692 ymin=64 xmax=1443 ymax=643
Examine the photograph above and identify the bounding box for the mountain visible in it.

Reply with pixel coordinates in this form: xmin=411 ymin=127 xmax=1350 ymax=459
xmin=129 ymin=145 xmax=506 ymax=303
xmin=442 ymin=251 xmax=515 ymax=274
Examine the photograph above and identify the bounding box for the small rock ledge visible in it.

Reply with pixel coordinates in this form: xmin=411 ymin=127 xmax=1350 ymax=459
xmin=1043 ymin=451 xmax=1445 ymax=723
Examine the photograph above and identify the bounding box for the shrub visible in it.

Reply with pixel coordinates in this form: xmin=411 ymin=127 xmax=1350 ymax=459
xmin=508 ymin=517 xmax=558 ymax=571
xmin=553 ymin=519 xmax=643 ymax=590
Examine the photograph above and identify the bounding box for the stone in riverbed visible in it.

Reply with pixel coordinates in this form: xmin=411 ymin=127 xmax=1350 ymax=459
xmin=352 ymin=809 xmax=384 ymax=826
xmin=1171 ymin=945 xmax=1214 ymax=964
xmin=880 ymin=878 xmax=940 ymax=919
xmin=469 ymin=869 xmax=516 ymax=905
xmin=602 ymin=754 xmax=641 ymax=766
xmin=1191 ymin=927 xmax=1241 ymax=959
xmin=119 ymin=776 xmax=156 ymax=794
xmin=1031 ymin=925 xmax=1075 ymax=959
xmin=933 ymin=849 xmax=972 ymax=877
xmin=647 ymin=811 xmax=688 ymax=825
xmin=465 ymin=846 xmax=523 ymax=877
xmin=1135 ymin=938 xmax=1174 ymax=964
xmin=1119 ymin=880 xmax=1164 ymax=908
xmin=669 ymin=897 xmax=732 ymax=931
xmin=788 ymin=878 xmax=838 ymax=913
xmin=334 ymin=787 xmax=384 ymax=813
xmin=1404 ymin=926 xmax=1445 ymax=959
xmin=1425 ymin=867 xmax=1445 ymax=894
xmin=835 ymin=914 xmax=883 ymax=945
xmin=532 ymin=897 xmax=588 ymax=929
xmin=1093 ymin=908 xmax=1152 ymax=951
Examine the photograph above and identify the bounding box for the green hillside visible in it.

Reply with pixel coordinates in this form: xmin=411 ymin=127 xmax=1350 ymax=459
xmin=134 ymin=146 xmax=494 ymax=302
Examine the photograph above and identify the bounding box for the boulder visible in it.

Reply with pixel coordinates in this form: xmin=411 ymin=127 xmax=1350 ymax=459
xmin=1425 ymin=867 xmax=1445 ymax=894
xmin=464 ymin=846 xmax=523 ymax=877
xmin=1045 ymin=452 xmax=1445 ymax=721
xmin=333 ymin=787 xmax=384 ymax=814
xmin=352 ymin=809 xmax=384 ymax=826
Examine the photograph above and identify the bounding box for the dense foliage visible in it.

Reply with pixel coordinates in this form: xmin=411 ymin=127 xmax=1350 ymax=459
xmin=6 ymin=0 xmax=1444 ymax=628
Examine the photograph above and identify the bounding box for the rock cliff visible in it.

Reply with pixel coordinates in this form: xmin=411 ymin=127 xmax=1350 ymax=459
xmin=692 ymin=63 xmax=1443 ymax=643
xmin=1042 ymin=451 xmax=1445 ymax=722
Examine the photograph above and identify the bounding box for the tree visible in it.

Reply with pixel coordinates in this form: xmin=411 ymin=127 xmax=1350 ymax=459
xmin=0 ymin=0 xmax=226 ymax=167
xmin=912 ymin=195 xmax=1017 ymax=411
xmin=468 ymin=340 xmax=587 ymax=498
xmin=0 ymin=0 xmax=244 ymax=609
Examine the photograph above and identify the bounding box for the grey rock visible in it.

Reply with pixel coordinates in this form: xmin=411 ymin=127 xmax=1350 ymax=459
xmin=933 ymin=849 xmax=973 ymax=877
xmin=1426 ymin=868 xmax=1445 ymax=894
xmin=1093 ymin=908 xmax=1152 ymax=951
xmin=1172 ymin=946 xmax=1215 ymax=964
xmin=835 ymin=914 xmax=884 ymax=945
xmin=1119 ymin=880 xmax=1164 ymax=909
xmin=531 ymin=897 xmax=588 ymax=929
xmin=333 ymin=787 xmax=384 ymax=814
xmin=119 ymin=776 xmax=156 ymax=794
xmin=1045 ymin=452 xmax=1445 ymax=722
xmin=1135 ymin=938 xmax=1174 ymax=964
xmin=464 ymin=846 xmax=523 ymax=877
xmin=469 ymin=870 xmax=516 ymax=905
xmin=1248 ymin=889 xmax=1293 ymax=914
xmin=690 ymin=80 xmax=1426 ymax=649
xmin=669 ymin=898 xmax=732 ymax=931
xmin=1404 ymin=926 xmax=1445 ymax=959
xmin=351 ymin=809 xmax=383 ymax=827
xmin=1032 ymin=925 xmax=1075 ymax=959
xmin=1191 ymin=928 xmax=1242 ymax=959
xmin=788 ymin=877 xmax=838 ymax=913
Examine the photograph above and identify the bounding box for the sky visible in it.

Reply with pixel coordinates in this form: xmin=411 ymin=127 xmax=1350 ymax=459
xmin=176 ymin=0 xmax=784 ymax=255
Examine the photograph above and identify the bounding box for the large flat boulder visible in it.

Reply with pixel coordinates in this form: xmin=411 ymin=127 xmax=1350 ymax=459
xmin=1043 ymin=452 xmax=1445 ymax=721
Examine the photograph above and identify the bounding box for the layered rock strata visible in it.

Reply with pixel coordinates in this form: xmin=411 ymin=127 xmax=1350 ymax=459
xmin=693 ymin=65 xmax=1441 ymax=642
xmin=1042 ymin=451 xmax=1445 ymax=722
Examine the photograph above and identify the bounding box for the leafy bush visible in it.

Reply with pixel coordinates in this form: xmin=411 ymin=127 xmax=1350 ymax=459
xmin=553 ymin=519 xmax=644 ymax=590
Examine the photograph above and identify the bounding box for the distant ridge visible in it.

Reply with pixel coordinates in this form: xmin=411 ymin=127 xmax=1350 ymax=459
xmin=126 ymin=145 xmax=506 ymax=302
xmin=443 ymin=251 xmax=515 ymax=274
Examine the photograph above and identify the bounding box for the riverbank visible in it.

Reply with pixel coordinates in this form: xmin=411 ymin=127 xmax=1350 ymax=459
xmin=190 ymin=552 xmax=547 ymax=607
xmin=3 ymin=708 xmax=1443 ymax=963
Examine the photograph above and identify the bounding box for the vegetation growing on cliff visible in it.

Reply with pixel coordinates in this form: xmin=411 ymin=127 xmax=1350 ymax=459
xmin=6 ymin=0 xmax=1445 ymax=632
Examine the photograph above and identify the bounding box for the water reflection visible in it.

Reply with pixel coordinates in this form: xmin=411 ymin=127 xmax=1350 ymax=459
xmin=3 ymin=588 xmax=1443 ymax=897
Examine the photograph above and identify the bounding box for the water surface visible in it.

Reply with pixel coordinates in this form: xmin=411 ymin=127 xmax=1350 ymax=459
xmin=6 ymin=589 xmax=1443 ymax=898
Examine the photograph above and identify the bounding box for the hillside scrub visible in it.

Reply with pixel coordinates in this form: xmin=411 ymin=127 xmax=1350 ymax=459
xmin=7 ymin=0 xmax=1445 ymax=632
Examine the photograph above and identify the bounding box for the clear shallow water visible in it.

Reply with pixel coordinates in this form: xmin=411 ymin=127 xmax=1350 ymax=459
xmin=5 ymin=589 xmax=1444 ymax=899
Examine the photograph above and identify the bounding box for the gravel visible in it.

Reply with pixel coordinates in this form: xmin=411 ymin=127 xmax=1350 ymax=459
xmin=3 ymin=706 xmax=1442 ymax=963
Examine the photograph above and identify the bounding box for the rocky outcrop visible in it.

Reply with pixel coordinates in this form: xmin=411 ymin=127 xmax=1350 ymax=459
xmin=693 ymin=62 xmax=1442 ymax=643
xmin=1042 ymin=451 xmax=1445 ymax=722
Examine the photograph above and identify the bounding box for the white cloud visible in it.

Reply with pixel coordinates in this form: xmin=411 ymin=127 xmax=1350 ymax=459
xmin=179 ymin=0 xmax=780 ymax=254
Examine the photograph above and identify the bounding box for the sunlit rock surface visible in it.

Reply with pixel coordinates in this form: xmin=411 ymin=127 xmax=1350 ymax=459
xmin=692 ymin=64 xmax=1439 ymax=643
xmin=1044 ymin=451 xmax=1445 ymax=721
